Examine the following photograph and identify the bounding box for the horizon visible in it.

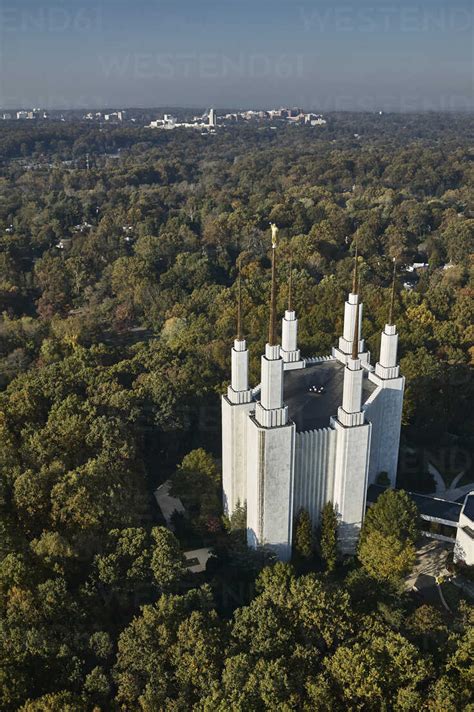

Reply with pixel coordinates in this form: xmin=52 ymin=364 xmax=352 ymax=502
xmin=1 ymin=0 xmax=472 ymax=112
xmin=3 ymin=106 xmax=474 ymax=114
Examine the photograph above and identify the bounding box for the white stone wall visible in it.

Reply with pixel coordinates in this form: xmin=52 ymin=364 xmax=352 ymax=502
xmin=454 ymin=495 xmax=474 ymax=566
xmin=343 ymin=296 xmax=363 ymax=343
xmin=246 ymin=416 xmax=296 ymax=561
xmin=231 ymin=340 xmax=249 ymax=392
xmin=332 ymin=419 xmax=372 ymax=553
xmin=293 ymin=427 xmax=337 ymax=528
xmin=281 ymin=311 xmax=297 ymax=353
xmin=335 ymin=296 xmax=364 ymax=361
xmin=260 ymin=346 xmax=284 ymax=411
xmin=379 ymin=326 xmax=398 ymax=369
xmin=221 ymin=395 xmax=254 ymax=516
xmin=365 ymin=373 xmax=405 ymax=487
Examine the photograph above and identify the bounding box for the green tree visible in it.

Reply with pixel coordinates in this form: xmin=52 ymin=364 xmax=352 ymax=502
xmin=228 ymin=501 xmax=247 ymax=532
xmin=18 ymin=692 xmax=85 ymax=711
xmin=293 ymin=508 xmax=313 ymax=560
xmin=358 ymin=531 xmax=416 ymax=583
xmin=319 ymin=502 xmax=338 ymax=572
xmin=358 ymin=490 xmax=419 ymax=584
xmin=150 ymin=526 xmax=186 ymax=592
xmin=113 ymin=587 xmax=218 ymax=709
xmin=361 ymin=489 xmax=420 ymax=545
xmin=322 ymin=627 xmax=429 ymax=710
xmin=170 ymin=449 xmax=221 ymax=536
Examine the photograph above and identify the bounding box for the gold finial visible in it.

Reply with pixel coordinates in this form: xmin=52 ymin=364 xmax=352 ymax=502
xmin=388 ymin=260 xmax=396 ymax=326
xmin=288 ymin=254 xmax=293 ymax=312
xmin=352 ymin=240 xmax=359 ymax=295
xmin=268 ymin=224 xmax=278 ymax=346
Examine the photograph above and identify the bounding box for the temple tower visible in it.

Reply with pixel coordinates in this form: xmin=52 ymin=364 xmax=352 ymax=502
xmin=280 ymin=256 xmax=305 ymax=370
xmin=221 ymin=230 xmax=405 ymax=561
xmin=221 ymin=266 xmax=254 ymax=515
xmin=246 ymin=225 xmax=295 ymax=561
xmin=366 ymin=263 xmax=405 ymax=487
xmin=331 ymin=286 xmax=372 ymax=553
xmin=333 ymin=244 xmax=369 ymax=366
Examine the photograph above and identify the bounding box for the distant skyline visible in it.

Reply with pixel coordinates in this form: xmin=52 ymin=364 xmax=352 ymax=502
xmin=0 ymin=0 xmax=472 ymax=112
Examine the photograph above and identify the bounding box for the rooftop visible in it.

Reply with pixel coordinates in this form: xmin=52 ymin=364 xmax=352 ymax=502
xmin=463 ymin=493 xmax=474 ymax=521
xmin=284 ymin=358 xmax=377 ymax=432
xmin=183 ymin=548 xmax=213 ymax=574
xmin=367 ymin=485 xmax=463 ymax=525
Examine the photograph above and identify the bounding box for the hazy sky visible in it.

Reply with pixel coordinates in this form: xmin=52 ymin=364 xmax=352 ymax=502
xmin=0 ymin=0 xmax=472 ymax=111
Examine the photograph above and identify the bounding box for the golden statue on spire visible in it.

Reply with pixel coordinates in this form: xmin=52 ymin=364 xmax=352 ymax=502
xmin=270 ymin=222 xmax=279 ymax=248
xmin=268 ymin=224 xmax=278 ymax=346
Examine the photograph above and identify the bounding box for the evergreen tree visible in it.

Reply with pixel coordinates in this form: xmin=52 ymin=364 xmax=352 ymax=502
xmin=358 ymin=531 xmax=416 ymax=584
xmin=360 ymin=489 xmax=420 ymax=545
xmin=320 ymin=502 xmax=338 ymax=572
xmin=228 ymin=501 xmax=247 ymax=532
xmin=293 ymin=508 xmax=313 ymax=560
xmin=358 ymin=490 xmax=419 ymax=584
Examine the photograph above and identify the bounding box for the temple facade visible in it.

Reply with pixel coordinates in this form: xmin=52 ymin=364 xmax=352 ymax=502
xmin=222 ymin=231 xmax=405 ymax=561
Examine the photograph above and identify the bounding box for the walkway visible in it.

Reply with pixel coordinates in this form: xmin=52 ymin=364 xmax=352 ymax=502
xmin=406 ymin=538 xmax=452 ymax=609
xmin=154 ymin=480 xmax=185 ymax=528
xmin=406 ymin=538 xmax=451 ymax=589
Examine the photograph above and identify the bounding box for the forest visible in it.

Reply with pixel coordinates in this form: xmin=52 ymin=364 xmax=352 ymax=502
xmin=0 ymin=113 xmax=473 ymax=710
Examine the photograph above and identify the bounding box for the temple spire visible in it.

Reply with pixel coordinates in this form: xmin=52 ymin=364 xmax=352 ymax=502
xmin=352 ymin=294 xmax=360 ymax=360
xmin=237 ymin=259 xmax=243 ymax=340
xmin=268 ymin=223 xmax=278 ymax=346
xmin=388 ymin=260 xmax=396 ymax=326
xmin=227 ymin=256 xmax=252 ymax=404
xmin=351 ymin=255 xmax=360 ymax=360
xmin=281 ymin=249 xmax=302 ymax=367
xmin=288 ymin=254 xmax=293 ymax=312
xmin=352 ymin=241 xmax=358 ymax=294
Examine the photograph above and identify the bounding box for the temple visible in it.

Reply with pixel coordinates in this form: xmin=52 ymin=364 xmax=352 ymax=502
xmin=221 ymin=228 xmax=405 ymax=560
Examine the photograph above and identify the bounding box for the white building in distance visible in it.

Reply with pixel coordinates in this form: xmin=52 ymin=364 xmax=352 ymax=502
xmin=222 ymin=229 xmax=405 ymax=561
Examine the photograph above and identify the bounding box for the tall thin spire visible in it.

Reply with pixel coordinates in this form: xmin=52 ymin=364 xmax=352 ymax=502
xmin=352 ymin=268 xmax=361 ymax=359
xmin=388 ymin=260 xmax=396 ymax=326
xmin=237 ymin=258 xmax=242 ymax=340
xmin=288 ymin=254 xmax=293 ymax=312
xmin=352 ymin=241 xmax=359 ymax=294
xmin=352 ymin=294 xmax=360 ymax=360
xmin=268 ymin=224 xmax=278 ymax=346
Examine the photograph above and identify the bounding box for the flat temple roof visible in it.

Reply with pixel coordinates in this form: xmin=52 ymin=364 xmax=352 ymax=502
xmin=284 ymin=359 xmax=377 ymax=432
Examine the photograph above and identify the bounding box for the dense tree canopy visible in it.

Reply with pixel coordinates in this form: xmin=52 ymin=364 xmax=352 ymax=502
xmin=0 ymin=114 xmax=473 ymax=709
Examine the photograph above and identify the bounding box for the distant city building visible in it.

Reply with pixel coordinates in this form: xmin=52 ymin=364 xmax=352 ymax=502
xmin=163 ymin=113 xmax=176 ymax=127
xmin=147 ymin=111 xmax=216 ymax=131
xmin=104 ymin=111 xmax=125 ymax=122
